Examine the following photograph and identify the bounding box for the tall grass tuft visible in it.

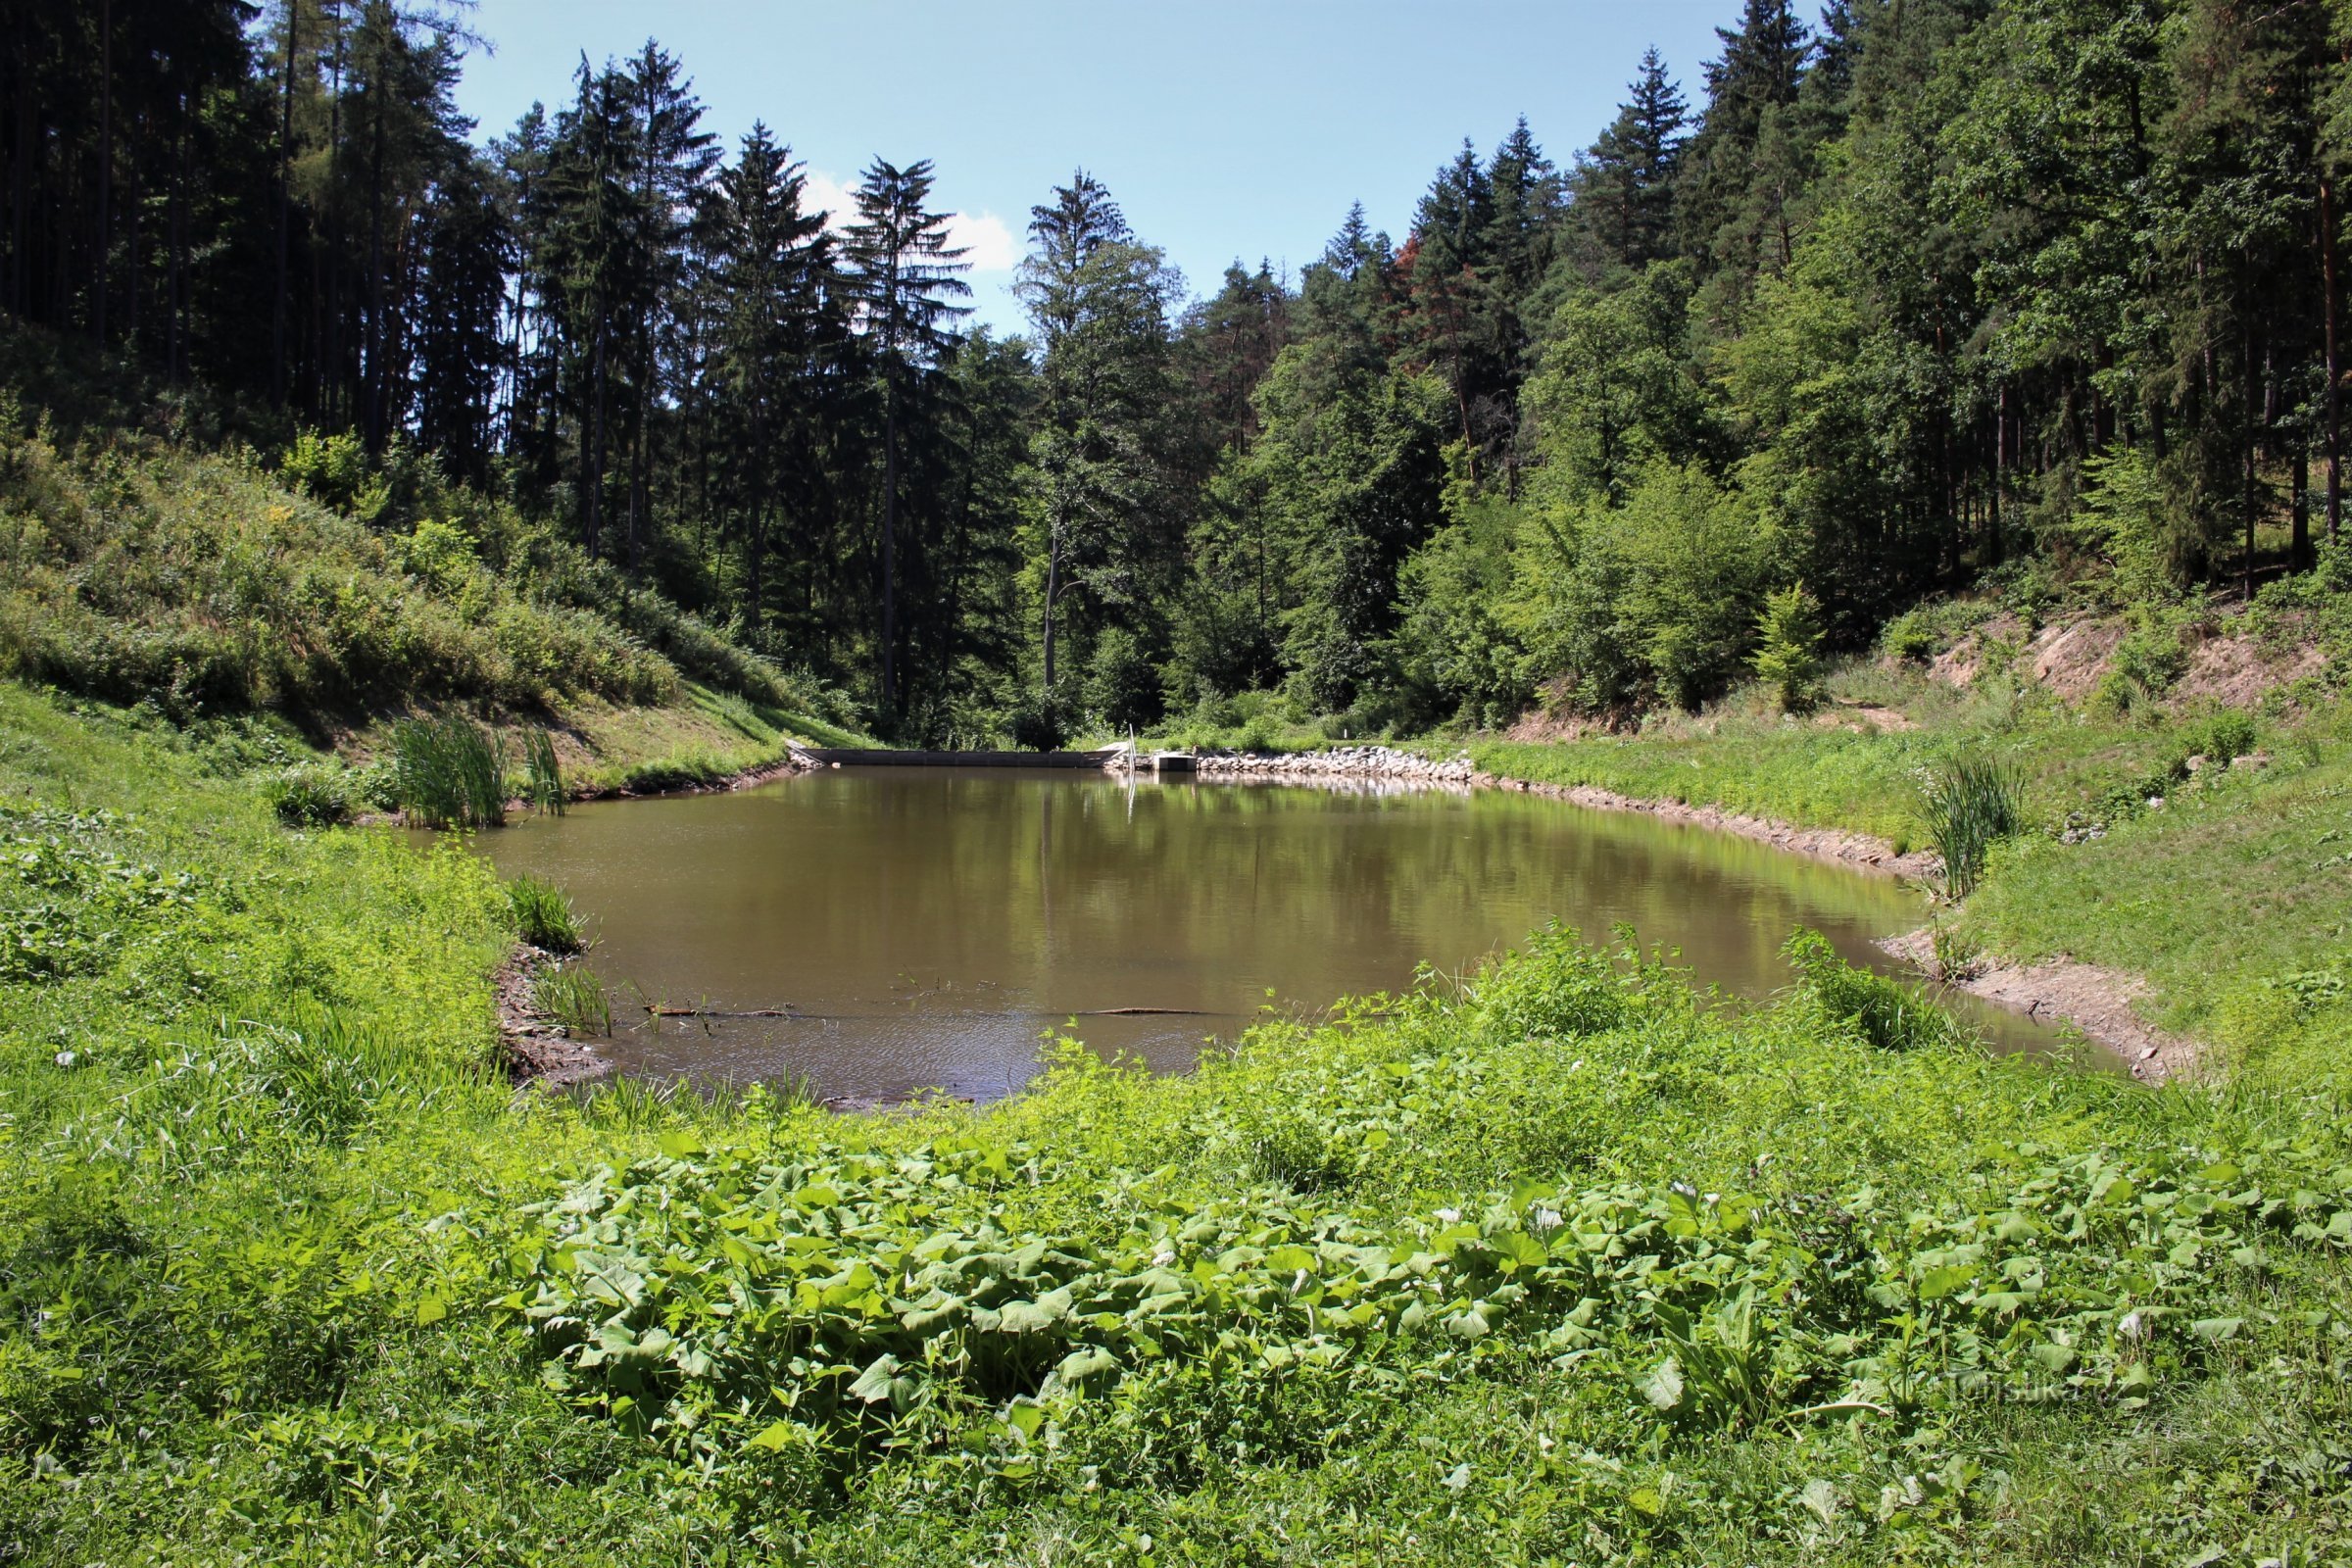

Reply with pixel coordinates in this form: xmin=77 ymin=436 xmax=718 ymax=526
xmin=532 ymin=961 xmax=612 ymax=1037
xmin=507 ymin=872 xmax=585 ymax=954
xmin=1918 ymin=753 xmax=2024 ymax=899
xmin=393 ymin=715 xmax=507 ymax=828
xmin=521 ymin=728 xmax=565 ymax=816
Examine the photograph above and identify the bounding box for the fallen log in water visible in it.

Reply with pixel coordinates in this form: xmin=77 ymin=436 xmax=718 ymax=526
xmin=644 ymin=1004 xmax=798 ymax=1018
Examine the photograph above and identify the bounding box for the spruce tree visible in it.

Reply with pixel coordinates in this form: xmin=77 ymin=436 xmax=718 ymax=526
xmin=844 ymin=158 xmax=971 ymax=719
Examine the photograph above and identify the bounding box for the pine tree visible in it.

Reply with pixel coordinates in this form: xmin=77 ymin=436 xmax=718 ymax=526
xmin=845 ymin=158 xmax=971 ymax=718
xmin=705 ymin=123 xmax=840 ymax=647
xmin=1015 ymin=171 xmax=1180 ymax=699
xmin=1677 ymin=0 xmax=1810 ymax=276
xmin=1573 ymin=47 xmax=1690 ymax=271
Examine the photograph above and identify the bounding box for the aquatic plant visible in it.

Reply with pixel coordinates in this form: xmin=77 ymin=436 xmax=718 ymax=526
xmin=393 ymin=714 xmax=508 ymax=828
xmin=1917 ymin=753 xmax=2023 ymax=898
xmin=521 ymin=727 xmax=566 ymax=816
xmin=506 ymin=872 xmax=585 ymax=954
xmin=531 ymin=960 xmax=612 ymax=1037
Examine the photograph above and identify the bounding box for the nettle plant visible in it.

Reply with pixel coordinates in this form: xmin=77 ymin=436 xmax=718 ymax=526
xmin=503 ymin=1127 xmax=2352 ymax=1492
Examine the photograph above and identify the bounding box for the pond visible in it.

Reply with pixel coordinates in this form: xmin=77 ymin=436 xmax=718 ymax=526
xmin=471 ymin=766 xmax=2070 ymax=1104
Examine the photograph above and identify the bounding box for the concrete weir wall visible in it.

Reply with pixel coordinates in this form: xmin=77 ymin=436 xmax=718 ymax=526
xmin=789 ymin=747 xmax=1119 ymax=769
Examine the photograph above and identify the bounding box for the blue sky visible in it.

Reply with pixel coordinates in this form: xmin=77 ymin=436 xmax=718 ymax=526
xmin=450 ymin=2 xmax=1749 ymax=334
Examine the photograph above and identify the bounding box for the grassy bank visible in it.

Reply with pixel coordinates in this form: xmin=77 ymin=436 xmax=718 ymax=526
xmin=4 ymin=679 xmax=2352 ymax=1563
xmin=1463 ymin=662 xmax=2352 ymax=1079
xmin=0 ymin=378 xmax=872 ymax=814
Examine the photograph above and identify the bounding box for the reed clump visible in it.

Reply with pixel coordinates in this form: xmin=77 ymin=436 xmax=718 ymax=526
xmin=393 ymin=715 xmax=508 ymax=828
xmin=506 ymin=872 xmax=585 ymax=954
xmin=531 ymin=961 xmax=612 ymax=1037
xmin=521 ymin=728 xmax=565 ymax=815
xmin=1918 ymin=753 xmax=2024 ymax=899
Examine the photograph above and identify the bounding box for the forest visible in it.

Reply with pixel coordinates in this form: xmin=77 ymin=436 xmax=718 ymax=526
xmin=9 ymin=0 xmax=2349 ymax=744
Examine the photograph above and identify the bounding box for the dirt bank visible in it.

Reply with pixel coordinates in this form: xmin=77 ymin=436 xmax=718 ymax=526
xmin=1879 ymin=928 xmax=2200 ymax=1084
xmin=496 ymin=944 xmax=612 ymax=1087
xmin=1473 ymin=771 xmax=1942 ymax=879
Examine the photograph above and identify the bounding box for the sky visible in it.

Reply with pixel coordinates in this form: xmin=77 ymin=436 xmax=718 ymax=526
xmin=449 ymin=1 xmax=1749 ymax=335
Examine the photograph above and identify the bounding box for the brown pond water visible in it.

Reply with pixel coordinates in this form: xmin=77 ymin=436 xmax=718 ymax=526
xmin=469 ymin=766 xmax=2077 ymax=1104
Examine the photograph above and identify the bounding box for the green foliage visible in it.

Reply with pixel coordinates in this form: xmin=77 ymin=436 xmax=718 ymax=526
xmin=1751 ymin=582 xmax=1824 ymax=713
xmin=507 ymin=873 xmax=586 ymax=955
xmin=1511 ymin=464 xmax=1773 ymax=712
xmin=0 ymin=419 xmax=683 ymax=717
xmin=1081 ymin=626 xmax=1160 ymax=732
xmin=531 ymin=961 xmax=612 ymax=1037
xmin=261 ymin=763 xmax=354 ymax=828
xmin=1918 ymin=754 xmax=2025 ymax=899
xmin=520 ymin=729 xmax=566 ymax=816
xmin=1784 ymin=930 xmax=1969 ymax=1053
xmin=279 ymin=429 xmax=390 ymax=521
xmin=394 ymin=716 xmax=508 ymax=830
xmin=9 ymin=684 xmax=2352 ymax=1563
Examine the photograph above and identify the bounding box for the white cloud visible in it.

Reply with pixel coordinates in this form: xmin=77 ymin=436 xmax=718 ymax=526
xmin=946 ymin=210 xmax=1019 ymax=273
xmin=801 ymin=170 xmax=1018 ymax=274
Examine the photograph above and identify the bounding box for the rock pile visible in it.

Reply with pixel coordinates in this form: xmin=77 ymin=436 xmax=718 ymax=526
xmin=1189 ymin=746 xmax=1478 ymax=783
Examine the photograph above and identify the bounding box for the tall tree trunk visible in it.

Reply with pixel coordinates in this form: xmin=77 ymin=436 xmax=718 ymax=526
xmin=93 ymin=0 xmax=110 ymax=345
xmin=273 ymin=0 xmax=297 ymax=409
xmin=881 ymin=380 xmax=898 ymax=716
xmin=1042 ymin=529 xmax=1059 ymax=692
xmin=2293 ymin=446 xmax=2310 ymax=571
xmin=11 ymin=35 xmax=31 ymax=318
xmin=576 ymin=317 xmax=597 ymax=557
xmin=2243 ymin=311 xmax=2260 ymax=600
xmin=2327 ymin=172 xmax=2343 ymax=541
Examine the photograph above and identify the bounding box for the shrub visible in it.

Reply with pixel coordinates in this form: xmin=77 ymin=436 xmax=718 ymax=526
xmin=1880 ymin=608 xmax=1940 ymax=663
xmin=1084 ymin=627 xmax=1163 ymax=733
xmin=393 ymin=715 xmax=507 ymax=829
xmin=1917 ymin=754 xmax=2025 ymax=899
xmin=260 ymin=764 xmax=352 ymax=828
xmin=1751 ymin=583 xmax=1824 ymax=713
xmin=279 ymin=429 xmax=388 ymax=520
xmin=1785 ymin=931 xmax=1969 ymax=1052
xmin=507 ymin=872 xmax=585 ymax=954
xmin=2173 ymin=709 xmax=2259 ymax=770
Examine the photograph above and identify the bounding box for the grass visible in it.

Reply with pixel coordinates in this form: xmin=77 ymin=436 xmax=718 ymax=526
xmin=531 ymin=960 xmax=612 ymax=1036
xmin=1465 ymin=659 xmax=2352 ymax=1093
xmin=392 ymin=713 xmax=507 ymax=828
xmin=1918 ymin=752 xmax=2025 ymax=897
xmin=520 ymin=726 xmax=565 ymax=815
xmin=506 ymin=871 xmax=586 ymax=955
xmin=5 ymin=678 xmax=2352 ymax=1564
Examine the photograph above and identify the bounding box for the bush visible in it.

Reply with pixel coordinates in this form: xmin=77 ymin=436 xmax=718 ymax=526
xmin=1751 ymin=583 xmax=1824 ymax=713
xmin=507 ymin=873 xmax=585 ymax=955
xmin=260 ymin=764 xmax=352 ymax=828
xmin=278 ymin=429 xmax=388 ymax=520
xmin=2173 ymin=709 xmax=2260 ymax=770
xmin=1785 ymin=930 xmax=1969 ymax=1052
xmin=1084 ymin=628 xmax=1163 ymax=733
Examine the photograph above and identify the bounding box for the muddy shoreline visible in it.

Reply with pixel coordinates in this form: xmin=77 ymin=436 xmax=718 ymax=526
xmin=494 ymin=944 xmax=612 ymax=1088
xmin=1173 ymin=746 xmax=2188 ymax=1074
xmin=1877 ymin=929 xmax=2200 ymax=1086
xmin=497 ymin=741 xmax=2194 ymax=1091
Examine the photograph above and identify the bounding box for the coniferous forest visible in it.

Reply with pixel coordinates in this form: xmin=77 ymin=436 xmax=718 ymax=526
xmin=10 ymin=0 xmax=2349 ymax=743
